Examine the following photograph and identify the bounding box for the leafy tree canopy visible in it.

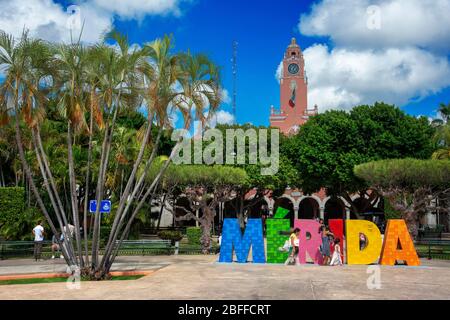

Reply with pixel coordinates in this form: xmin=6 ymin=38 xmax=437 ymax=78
xmin=282 ymin=102 xmax=435 ymax=196
xmin=354 ymin=158 xmax=450 ymax=191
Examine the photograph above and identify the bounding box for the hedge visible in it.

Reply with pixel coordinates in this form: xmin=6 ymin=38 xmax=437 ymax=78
xmin=0 ymin=187 xmax=25 ymax=226
xmin=186 ymin=227 xmax=202 ymax=245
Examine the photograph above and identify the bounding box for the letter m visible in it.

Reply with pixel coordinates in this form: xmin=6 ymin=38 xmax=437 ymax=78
xmin=219 ymin=218 xmax=266 ymax=263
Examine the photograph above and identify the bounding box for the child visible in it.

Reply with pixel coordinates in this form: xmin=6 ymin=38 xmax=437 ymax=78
xmin=330 ymin=238 xmax=343 ymax=266
xmin=283 ymin=228 xmax=300 ymax=265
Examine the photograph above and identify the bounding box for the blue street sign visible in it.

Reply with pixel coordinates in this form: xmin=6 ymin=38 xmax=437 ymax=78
xmin=89 ymin=200 xmax=112 ymax=214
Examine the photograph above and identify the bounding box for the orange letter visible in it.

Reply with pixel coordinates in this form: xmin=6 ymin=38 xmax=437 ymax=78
xmin=346 ymin=220 xmax=382 ymax=265
xmin=380 ymin=220 xmax=420 ymax=266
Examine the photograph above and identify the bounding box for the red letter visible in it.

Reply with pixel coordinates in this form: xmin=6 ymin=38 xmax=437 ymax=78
xmin=329 ymin=219 xmax=344 ymax=263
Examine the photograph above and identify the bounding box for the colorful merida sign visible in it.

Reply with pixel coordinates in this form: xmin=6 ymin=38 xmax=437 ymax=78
xmin=219 ymin=216 xmax=420 ymax=266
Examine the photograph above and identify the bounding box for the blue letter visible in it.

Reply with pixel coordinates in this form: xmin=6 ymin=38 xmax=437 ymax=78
xmin=219 ymin=218 xmax=265 ymax=263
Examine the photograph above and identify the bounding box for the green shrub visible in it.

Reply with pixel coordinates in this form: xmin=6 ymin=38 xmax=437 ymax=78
xmin=383 ymin=197 xmax=403 ymax=220
xmin=0 ymin=187 xmax=25 ymax=223
xmin=186 ymin=227 xmax=202 ymax=245
xmin=0 ymin=188 xmax=44 ymax=240
xmin=157 ymin=230 xmax=183 ymax=245
xmin=100 ymin=226 xmax=112 ymax=243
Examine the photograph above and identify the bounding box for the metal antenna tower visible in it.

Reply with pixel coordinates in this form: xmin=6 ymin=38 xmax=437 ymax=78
xmin=232 ymin=40 xmax=238 ymax=124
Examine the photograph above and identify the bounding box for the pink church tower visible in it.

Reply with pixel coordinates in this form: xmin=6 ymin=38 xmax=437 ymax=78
xmin=270 ymin=38 xmax=318 ymax=135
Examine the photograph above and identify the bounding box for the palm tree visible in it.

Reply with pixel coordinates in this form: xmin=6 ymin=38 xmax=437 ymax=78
xmin=99 ymin=36 xmax=222 ymax=274
xmin=0 ymin=30 xmax=78 ymax=266
xmin=0 ymin=30 xmax=223 ymax=279
xmin=432 ymin=102 xmax=450 ymax=160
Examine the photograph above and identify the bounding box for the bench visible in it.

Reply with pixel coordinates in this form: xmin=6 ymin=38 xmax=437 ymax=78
xmin=415 ymin=239 xmax=450 ymax=260
xmin=112 ymin=239 xmax=173 ymax=256
xmin=0 ymin=241 xmax=53 ymax=260
xmin=418 ymin=225 xmax=445 ymax=240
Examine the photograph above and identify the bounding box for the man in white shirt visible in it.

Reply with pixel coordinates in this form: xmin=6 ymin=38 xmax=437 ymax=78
xmin=32 ymin=221 xmax=45 ymax=261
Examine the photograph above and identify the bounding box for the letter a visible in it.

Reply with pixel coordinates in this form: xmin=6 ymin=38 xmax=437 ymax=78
xmin=380 ymin=220 xmax=420 ymax=266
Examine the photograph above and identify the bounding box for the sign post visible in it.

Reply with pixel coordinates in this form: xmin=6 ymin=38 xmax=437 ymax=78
xmin=89 ymin=200 xmax=112 ymax=214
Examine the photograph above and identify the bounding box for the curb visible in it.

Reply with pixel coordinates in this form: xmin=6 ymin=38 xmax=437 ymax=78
xmin=0 ymin=270 xmax=154 ymax=281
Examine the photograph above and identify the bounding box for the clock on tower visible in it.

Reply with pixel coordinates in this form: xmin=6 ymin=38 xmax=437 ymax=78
xmin=270 ymin=38 xmax=318 ymax=135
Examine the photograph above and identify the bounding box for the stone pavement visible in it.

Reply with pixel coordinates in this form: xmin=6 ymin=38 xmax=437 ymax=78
xmin=0 ymin=256 xmax=450 ymax=300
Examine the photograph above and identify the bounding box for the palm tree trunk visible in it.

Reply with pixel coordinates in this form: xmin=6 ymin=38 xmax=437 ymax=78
xmin=34 ymin=126 xmax=76 ymax=256
xmin=83 ymin=101 xmax=94 ymax=266
xmin=101 ymin=125 xmax=162 ymax=267
xmin=102 ymin=120 xmax=154 ymax=257
xmin=67 ymin=122 xmax=83 ymax=266
xmin=90 ymin=120 xmax=109 ymax=268
xmin=12 ymin=83 xmax=73 ymax=266
xmin=0 ymin=165 xmax=4 ymax=187
xmin=31 ymin=129 xmax=77 ymax=263
xmin=91 ymin=93 xmax=121 ymax=270
xmin=102 ymin=140 xmax=182 ymax=274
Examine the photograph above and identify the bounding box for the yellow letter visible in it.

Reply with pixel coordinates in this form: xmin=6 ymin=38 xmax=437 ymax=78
xmin=346 ymin=220 xmax=382 ymax=265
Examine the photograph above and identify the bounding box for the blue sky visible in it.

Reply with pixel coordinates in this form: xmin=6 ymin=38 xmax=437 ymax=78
xmin=112 ymin=0 xmax=321 ymax=127
xmin=2 ymin=0 xmax=450 ymax=127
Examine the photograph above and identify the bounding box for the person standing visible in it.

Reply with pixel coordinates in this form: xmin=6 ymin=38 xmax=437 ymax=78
xmin=51 ymin=232 xmax=64 ymax=259
xmin=330 ymin=238 xmax=343 ymax=266
xmin=287 ymin=228 xmax=301 ymax=265
xmin=320 ymin=225 xmax=333 ymax=265
xmin=32 ymin=221 xmax=45 ymax=262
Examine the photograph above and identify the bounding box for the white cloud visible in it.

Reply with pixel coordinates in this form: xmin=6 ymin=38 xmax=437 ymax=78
xmin=299 ymin=0 xmax=450 ymax=53
xmin=0 ymin=0 xmax=184 ymax=43
xmin=215 ymin=110 xmax=235 ymax=125
xmin=0 ymin=0 xmax=111 ymax=43
xmin=220 ymin=88 xmax=231 ymax=104
xmin=204 ymin=110 xmax=235 ymax=128
xmin=168 ymin=108 xmax=180 ymax=128
xmin=294 ymin=0 xmax=450 ymax=112
xmin=275 ymin=61 xmax=283 ymax=84
xmin=303 ymin=44 xmax=450 ymax=111
xmin=92 ymin=0 xmax=184 ymax=20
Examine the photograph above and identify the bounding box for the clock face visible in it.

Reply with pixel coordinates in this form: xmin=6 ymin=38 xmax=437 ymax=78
xmin=288 ymin=63 xmax=299 ymax=75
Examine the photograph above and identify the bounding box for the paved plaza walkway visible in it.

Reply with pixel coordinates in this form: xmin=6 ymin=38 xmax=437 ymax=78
xmin=0 ymin=256 xmax=450 ymax=300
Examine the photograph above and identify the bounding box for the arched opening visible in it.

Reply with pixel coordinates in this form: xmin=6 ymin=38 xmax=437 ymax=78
xmin=223 ymin=200 xmax=237 ymax=219
xmin=354 ymin=196 xmax=384 ymax=228
xmin=246 ymin=199 xmax=269 ymax=219
xmin=298 ymin=197 xmax=320 ymax=219
xmin=324 ymin=197 xmax=346 ymax=223
xmin=274 ymin=197 xmax=295 ymax=227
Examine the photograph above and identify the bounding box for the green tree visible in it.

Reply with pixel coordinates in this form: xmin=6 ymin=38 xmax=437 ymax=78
xmin=212 ymin=124 xmax=298 ymax=228
xmin=282 ymin=102 xmax=435 ymax=215
xmin=155 ymin=164 xmax=248 ymax=253
xmin=0 ymin=30 xmax=222 ymax=279
xmin=432 ymin=102 xmax=450 ymax=160
xmin=354 ymin=159 xmax=450 ymax=238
